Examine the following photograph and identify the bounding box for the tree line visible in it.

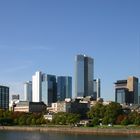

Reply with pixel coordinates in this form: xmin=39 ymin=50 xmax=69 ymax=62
xmin=87 ymin=102 xmax=140 ymax=126
xmin=0 ymin=102 xmax=140 ymax=126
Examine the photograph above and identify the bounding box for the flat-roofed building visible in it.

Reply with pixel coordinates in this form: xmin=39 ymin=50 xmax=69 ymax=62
xmin=0 ymin=85 xmax=9 ymax=110
xmin=14 ymin=101 xmax=46 ymax=113
xmin=115 ymin=76 xmax=139 ymax=105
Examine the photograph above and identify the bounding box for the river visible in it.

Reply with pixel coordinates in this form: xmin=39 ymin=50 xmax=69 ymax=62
xmin=0 ymin=130 xmax=140 ymax=140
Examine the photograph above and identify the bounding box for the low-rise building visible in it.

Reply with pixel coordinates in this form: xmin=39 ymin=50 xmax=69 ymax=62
xmin=14 ymin=101 xmax=46 ymax=113
xmin=47 ymin=100 xmax=89 ymax=117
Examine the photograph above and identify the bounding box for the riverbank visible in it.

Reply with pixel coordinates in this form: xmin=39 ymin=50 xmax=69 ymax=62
xmin=1 ymin=126 xmax=140 ymax=136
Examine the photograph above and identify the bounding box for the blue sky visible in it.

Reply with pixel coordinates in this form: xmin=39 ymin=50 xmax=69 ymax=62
xmin=0 ymin=0 xmax=140 ymax=101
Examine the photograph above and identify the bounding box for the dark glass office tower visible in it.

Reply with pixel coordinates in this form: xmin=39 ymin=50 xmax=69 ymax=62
xmin=75 ymin=55 xmax=94 ymax=97
xmin=57 ymin=76 xmax=72 ymax=101
xmin=0 ymin=85 xmax=9 ymax=110
xmin=42 ymin=74 xmax=57 ymax=106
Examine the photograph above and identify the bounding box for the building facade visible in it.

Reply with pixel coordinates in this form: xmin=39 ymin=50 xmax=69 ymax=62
xmin=138 ymin=83 xmax=140 ymax=104
xmin=93 ymin=78 xmax=101 ymax=100
xmin=32 ymin=71 xmax=42 ymax=102
xmin=24 ymin=81 xmax=32 ymax=102
xmin=42 ymin=74 xmax=57 ymax=106
xmin=115 ymin=76 xmax=139 ymax=105
xmin=75 ymin=54 xmax=94 ymax=98
xmin=12 ymin=94 xmax=20 ymax=101
xmin=0 ymin=85 xmax=9 ymax=110
xmin=49 ymin=100 xmax=89 ymax=117
xmin=57 ymin=76 xmax=72 ymax=101
xmin=14 ymin=101 xmax=46 ymax=113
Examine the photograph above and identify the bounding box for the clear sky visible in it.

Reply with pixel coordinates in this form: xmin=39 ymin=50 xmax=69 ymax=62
xmin=0 ymin=0 xmax=140 ymax=101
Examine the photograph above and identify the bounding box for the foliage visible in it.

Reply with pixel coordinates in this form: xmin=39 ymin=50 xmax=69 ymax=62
xmin=52 ymin=112 xmax=80 ymax=125
xmin=87 ymin=102 xmax=106 ymax=119
xmin=134 ymin=116 xmax=140 ymax=125
xmin=92 ymin=117 xmax=100 ymax=126
xmin=121 ymin=117 xmax=130 ymax=125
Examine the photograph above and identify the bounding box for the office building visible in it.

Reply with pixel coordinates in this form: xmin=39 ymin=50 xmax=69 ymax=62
xmin=24 ymin=81 xmax=32 ymax=102
xmin=32 ymin=71 xmax=42 ymax=102
xmin=115 ymin=76 xmax=138 ymax=104
xmin=57 ymin=76 xmax=72 ymax=101
xmin=75 ymin=54 xmax=94 ymax=98
xmin=42 ymin=74 xmax=57 ymax=106
xmin=0 ymin=85 xmax=9 ymax=110
xmin=12 ymin=94 xmax=20 ymax=101
xmin=93 ymin=78 xmax=101 ymax=100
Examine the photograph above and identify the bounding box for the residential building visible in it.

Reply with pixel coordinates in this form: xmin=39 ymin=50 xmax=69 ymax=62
xmin=32 ymin=71 xmax=42 ymax=102
xmin=42 ymin=74 xmax=57 ymax=106
xmin=93 ymin=78 xmax=101 ymax=100
xmin=24 ymin=81 xmax=32 ymax=102
xmin=57 ymin=76 xmax=72 ymax=101
xmin=115 ymin=76 xmax=139 ymax=104
xmin=75 ymin=54 xmax=94 ymax=98
xmin=0 ymin=85 xmax=9 ymax=110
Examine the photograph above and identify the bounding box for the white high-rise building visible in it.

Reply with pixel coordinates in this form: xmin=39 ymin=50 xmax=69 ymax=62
xmin=24 ymin=81 xmax=32 ymax=102
xmin=32 ymin=71 xmax=42 ymax=102
xmin=93 ymin=78 xmax=101 ymax=99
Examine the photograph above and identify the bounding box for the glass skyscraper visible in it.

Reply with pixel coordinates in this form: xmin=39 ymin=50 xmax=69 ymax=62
xmin=24 ymin=81 xmax=32 ymax=102
xmin=57 ymin=76 xmax=72 ymax=101
xmin=42 ymin=74 xmax=57 ymax=106
xmin=0 ymin=85 xmax=9 ymax=110
xmin=75 ymin=54 xmax=94 ymax=97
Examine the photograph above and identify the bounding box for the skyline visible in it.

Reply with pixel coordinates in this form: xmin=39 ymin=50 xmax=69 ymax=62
xmin=0 ymin=0 xmax=140 ymax=101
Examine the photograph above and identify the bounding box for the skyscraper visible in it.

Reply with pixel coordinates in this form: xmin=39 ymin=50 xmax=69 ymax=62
xmin=93 ymin=78 xmax=101 ymax=100
xmin=57 ymin=76 xmax=72 ymax=101
xmin=0 ymin=85 xmax=9 ymax=110
xmin=32 ymin=71 xmax=42 ymax=102
xmin=42 ymin=74 xmax=57 ymax=106
xmin=24 ymin=81 xmax=32 ymax=102
xmin=75 ymin=54 xmax=94 ymax=98
xmin=138 ymin=83 xmax=140 ymax=104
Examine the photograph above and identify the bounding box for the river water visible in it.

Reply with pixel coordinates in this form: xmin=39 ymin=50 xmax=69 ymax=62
xmin=0 ymin=130 xmax=140 ymax=140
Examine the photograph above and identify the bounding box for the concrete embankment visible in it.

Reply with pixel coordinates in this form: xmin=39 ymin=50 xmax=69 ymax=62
xmin=1 ymin=126 xmax=140 ymax=136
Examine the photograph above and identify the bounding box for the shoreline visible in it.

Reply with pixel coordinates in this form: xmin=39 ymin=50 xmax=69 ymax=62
xmin=1 ymin=126 xmax=140 ymax=136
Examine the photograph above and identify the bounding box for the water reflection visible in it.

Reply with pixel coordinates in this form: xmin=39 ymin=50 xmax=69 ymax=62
xmin=0 ymin=131 xmax=140 ymax=140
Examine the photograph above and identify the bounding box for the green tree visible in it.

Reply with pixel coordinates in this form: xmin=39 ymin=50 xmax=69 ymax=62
xmin=103 ymin=102 xmax=122 ymax=124
xmin=87 ymin=102 xmax=106 ymax=119
xmin=92 ymin=117 xmax=99 ymax=126
xmin=128 ymin=111 xmax=139 ymax=124
xmin=121 ymin=117 xmax=130 ymax=125
xmin=18 ymin=115 xmax=26 ymax=125
xmin=134 ymin=116 xmax=140 ymax=125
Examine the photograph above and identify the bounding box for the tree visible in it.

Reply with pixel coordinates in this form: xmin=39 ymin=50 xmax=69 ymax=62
xmin=87 ymin=102 xmax=106 ymax=119
xmin=128 ymin=111 xmax=139 ymax=124
xmin=67 ymin=114 xmax=80 ymax=125
xmin=92 ymin=117 xmax=99 ymax=126
xmin=116 ymin=115 xmax=127 ymax=125
xmin=121 ymin=117 xmax=130 ymax=125
xmin=134 ymin=116 xmax=140 ymax=125
xmin=103 ymin=102 xmax=122 ymax=124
